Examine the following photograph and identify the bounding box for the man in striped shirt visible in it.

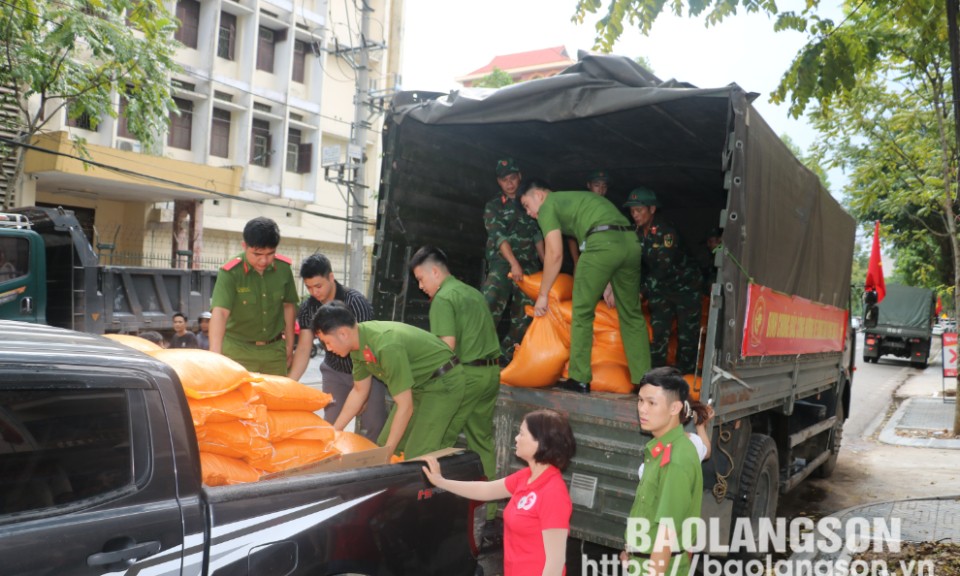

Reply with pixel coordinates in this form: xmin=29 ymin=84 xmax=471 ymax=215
xmin=288 ymin=253 xmax=387 ymax=441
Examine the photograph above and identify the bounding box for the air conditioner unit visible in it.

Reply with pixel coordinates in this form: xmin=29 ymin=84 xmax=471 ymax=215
xmin=116 ymin=139 xmax=141 ymax=153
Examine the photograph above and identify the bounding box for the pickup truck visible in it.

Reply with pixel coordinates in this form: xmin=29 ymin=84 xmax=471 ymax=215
xmin=371 ymin=54 xmax=856 ymax=551
xmin=0 ymin=206 xmax=215 ymax=334
xmin=0 ymin=320 xmax=484 ymax=575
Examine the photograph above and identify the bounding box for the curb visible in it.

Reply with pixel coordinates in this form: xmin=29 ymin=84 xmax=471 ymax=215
xmin=878 ymin=398 xmax=960 ymax=449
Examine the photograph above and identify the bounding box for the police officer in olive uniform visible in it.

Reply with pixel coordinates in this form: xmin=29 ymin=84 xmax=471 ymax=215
xmin=625 ymin=188 xmax=702 ymax=374
xmin=209 ymin=217 xmax=299 ymax=376
xmin=624 ymin=367 xmax=703 ymax=576
xmin=312 ymin=303 xmax=469 ymax=459
xmin=409 ymin=246 xmax=500 ymax=500
xmin=517 ymin=179 xmax=652 ymax=392
xmin=482 ymin=158 xmax=544 ymax=364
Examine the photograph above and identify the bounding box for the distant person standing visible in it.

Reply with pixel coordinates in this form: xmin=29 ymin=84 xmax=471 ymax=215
xmin=410 ymin=246 xmax=500 ymax=494
xmin=169 ymin=312 xmax=199 ymax=349
xmin=196 ymin=311 xmax=212 ymax=350
xmin=209 ymin=217 xmax=299 ymax=376
xmin=288 ymin=253 xmax=388 ymax=442
xmin=482 ymin=158 xmax=544 ymax=364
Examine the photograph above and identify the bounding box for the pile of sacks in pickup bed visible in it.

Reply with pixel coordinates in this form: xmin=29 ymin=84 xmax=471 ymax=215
xmin=107 ymin=335 xmax=379 ymax=486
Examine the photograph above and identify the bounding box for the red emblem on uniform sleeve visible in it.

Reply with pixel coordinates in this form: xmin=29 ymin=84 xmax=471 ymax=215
xmin=651 ymin=441 xmax=672 ymax=467
xmin=363 ymin=346 xmax=376 ymax=363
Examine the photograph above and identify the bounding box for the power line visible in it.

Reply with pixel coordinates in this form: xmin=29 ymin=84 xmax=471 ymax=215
xmin=0 ymin=135 xmax=373 ymax=225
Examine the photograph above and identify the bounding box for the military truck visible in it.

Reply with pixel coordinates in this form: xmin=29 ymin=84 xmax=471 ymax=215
xmin=370 ymin=54 xmax=856 ymax=552
xmin=0 ymin=206 xmax=215 ymax=334
xmin=863 ymin=284 xmax=937 ymax=368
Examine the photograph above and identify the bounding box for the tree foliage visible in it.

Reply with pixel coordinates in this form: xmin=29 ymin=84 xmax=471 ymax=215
xmin=473 ymin=67 xmax=514 ymax=88
xmin=0 ymin=0 xmax=180 ymax=206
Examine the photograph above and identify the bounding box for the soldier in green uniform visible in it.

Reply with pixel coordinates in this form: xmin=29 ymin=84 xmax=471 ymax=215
xmin=209 ymin=217 xmax=299 ymax=376
xmin=517 ymin=179 xmax=651 ymax=393
xmin=623 ymin=367 xmax=703 ymax=576
xmin=482 ymin=158 xmax=544 ymax=364
xmin=312 ymin=303 xmax=468 ymax=459
xmin=410 ymin=246 xmax=500 ymax=513
xmin=586 ymin=169 xmax=610 ymax=197
xmin=625 ymin=188 xmax=703 ymax=374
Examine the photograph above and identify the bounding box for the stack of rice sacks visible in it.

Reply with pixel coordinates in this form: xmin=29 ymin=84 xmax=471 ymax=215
xmin=105 ymin=335 xmax=380 ymax=486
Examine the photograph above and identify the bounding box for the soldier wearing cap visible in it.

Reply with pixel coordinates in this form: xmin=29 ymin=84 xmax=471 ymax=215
xmin=196 ymin=311 xmax=212 ymax=350
xmin=586 ymin=170 xmax=610 ymax=196
xmin=482 ymin=158 xmax=544 ymax=364
xmin=312 ymin=302 xmax=469 ymax=459
xmin=624 ymin=188 xmax=702 ymax=373
xmin=517 ymin=179 xmax=651 ymax=393
xmin=209 ymin=217 xmax=299 ymax=376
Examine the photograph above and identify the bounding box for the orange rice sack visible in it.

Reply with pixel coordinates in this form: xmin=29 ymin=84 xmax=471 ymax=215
xmin=200 ymin=452 xmax=261 ymax=486
xmin=196 ymin=420 xmax=272 ymax=460
xmin=187 ymin=384 xmax=263 ymax=426
xmin=249 ymin=439 xmax=340 ymax=473
xmin=197 ymin=440 xmax=246 ymax=460
xmin=266 ymin=411 xmax=336 ymax=442
xmin=104 ymin=333 xmax=163 ymax=353
xmin=501 ymin=314 xmax=569 ymax=388
xmin=332 ymin=431 xmax=379 ymax=454
xmin=249 ymin=374 xmax=333 ymax=411
xmin=513 ymin=272 xmax=575 ymax=302
xmin=149 ymin=349 xmax=258 ymax=399
xmin=590 ymin=363 xmax=634 ymax=394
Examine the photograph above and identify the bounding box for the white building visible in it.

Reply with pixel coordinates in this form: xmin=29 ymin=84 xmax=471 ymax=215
xmin=15 ymin=0 xmax=402 ymax=284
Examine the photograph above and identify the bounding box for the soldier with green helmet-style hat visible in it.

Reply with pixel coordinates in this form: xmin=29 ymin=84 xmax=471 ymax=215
xmin=624 ymin=187 xmax=703 ymax=373
xmin=586 ymin=169 xmax=610 ymax=197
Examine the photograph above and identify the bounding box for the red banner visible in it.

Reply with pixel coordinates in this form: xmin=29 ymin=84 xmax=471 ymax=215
xmin=943 ymin=333 xmax=957 ymax=378
xmin=742 ymin=283 xmax=848 ymax=357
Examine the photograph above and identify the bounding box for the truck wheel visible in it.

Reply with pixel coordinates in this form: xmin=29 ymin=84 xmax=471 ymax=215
xmin=732 ymin=434 xmax=779 ymax=557
xmin=815 ymin=402 xmax=843 ymax=479
xmin=910 ymin=360 xmax=927 ymax=369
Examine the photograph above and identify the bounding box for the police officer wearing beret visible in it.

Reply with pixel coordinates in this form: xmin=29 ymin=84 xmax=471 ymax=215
xmin=625 ymin=188 xmax=703 ymax=374
xmin=209 ymin=217 xmax=299 ymax=375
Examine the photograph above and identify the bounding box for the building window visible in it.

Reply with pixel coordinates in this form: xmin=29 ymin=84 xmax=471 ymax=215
xmin=167 ymin=97 xmax=193 ymax=150
xmin=174 ymin=0 xmax=200 ymax=49
xmin=116 ymin=89 xmax=134 ymax=139
xmin=292 ymin=40 xmax=307 ymax=83
xmin=285 ymin=129 xmax=312 ymax=174
xmin=217 ymin=12 xmax=236 ymax=60
xmin=66 ymin=108 xmax=95 ymax=131
xmin=250 ymin=119 xmax=271 ymax=167
xmin=256 ymin=26 xmax=276 ymax=73
xmin=210 ymin=108 xmax=231 ymax=158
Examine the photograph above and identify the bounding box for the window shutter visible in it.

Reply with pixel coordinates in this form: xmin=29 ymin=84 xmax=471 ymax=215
xmin=298 ymin=142 xmax=312 ymax=174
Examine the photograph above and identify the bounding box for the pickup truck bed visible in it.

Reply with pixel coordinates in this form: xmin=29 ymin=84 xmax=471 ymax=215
xmin=0 ymin=321 xmax=483 ymax=576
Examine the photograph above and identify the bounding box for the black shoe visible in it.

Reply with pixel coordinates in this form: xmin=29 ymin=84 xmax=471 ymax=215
xmin=559 ymin=379 xmax=590 ymax=394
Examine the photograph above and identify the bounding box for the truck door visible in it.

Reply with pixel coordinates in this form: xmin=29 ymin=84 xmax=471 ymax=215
xmin=0 ymin=370 xmax=187 ymax=575
xmin=0 ymin=232 xmax=45 ymax=324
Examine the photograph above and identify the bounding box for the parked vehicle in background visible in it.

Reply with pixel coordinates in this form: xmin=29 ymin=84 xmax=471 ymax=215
xmin=371 ymin=54 xmax=856 ymax=552
xmin=0 ymin=207 xmax=215 ymax=334
xmin=863 ymin=284 xmax=937 ymax=368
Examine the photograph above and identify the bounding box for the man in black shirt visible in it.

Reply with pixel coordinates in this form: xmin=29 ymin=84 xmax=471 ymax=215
xmin=169 ymin=312 xmax=199 ymax=349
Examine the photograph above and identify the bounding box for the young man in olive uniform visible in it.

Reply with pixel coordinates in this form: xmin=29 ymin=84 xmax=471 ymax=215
xmin=209 ymin=217 xmax=299 ymax=376
xmin=409 ymin=246 xmax=500 ymax=491
xmin=625 ymin=188 xmax=703 ymax=373
xmin=623 ymin=367 xmax=703 ymax=576
xmin=586 ymin=169 xmax=610 ymax=197
xmin=482 ymin=158 xmax=544 ymax=364
xmin=312 ymin=303 xmax=468 ymax=459
xmin=518 ymin=179 xmax=651 ymax=392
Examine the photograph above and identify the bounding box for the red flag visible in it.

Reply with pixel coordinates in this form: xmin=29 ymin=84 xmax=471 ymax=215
xmin=865 ymin=221 xmax=886 ymax=303
xmin=937 ymin=295 xmax=943 ymax=316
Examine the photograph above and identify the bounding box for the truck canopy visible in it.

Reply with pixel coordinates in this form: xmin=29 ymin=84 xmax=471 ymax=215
xmin=375 ymin=54 xmax=855 ymax=365
xmin=876 ymin=284 xmax=936 ymax=331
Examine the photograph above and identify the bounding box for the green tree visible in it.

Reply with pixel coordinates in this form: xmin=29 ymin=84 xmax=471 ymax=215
xmin=473 ymin=67 xmax=514 ymax=89
xmin=0 ymin=0 xmax=180 ymax=208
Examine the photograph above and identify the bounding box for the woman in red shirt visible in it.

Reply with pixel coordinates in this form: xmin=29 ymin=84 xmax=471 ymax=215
xmin=422 ymin=409 xmax=576 ymax=576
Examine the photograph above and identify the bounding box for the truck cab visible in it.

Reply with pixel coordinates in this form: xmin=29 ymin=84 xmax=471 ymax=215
xmin=0 ymin=213 xmax=45 ymax=324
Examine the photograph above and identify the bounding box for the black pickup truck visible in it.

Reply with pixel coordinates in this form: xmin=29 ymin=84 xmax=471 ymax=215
xmin=0 ymin=320 xmax=484 ymax=576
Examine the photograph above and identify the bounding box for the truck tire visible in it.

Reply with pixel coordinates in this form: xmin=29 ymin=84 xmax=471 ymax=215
xmin=815 ymin=402 xmax=843 ymax=479
xmin=910 ymin=360 xmax=928 ymax=369
xmin=732 ymin=434 xmax=779 ymax=557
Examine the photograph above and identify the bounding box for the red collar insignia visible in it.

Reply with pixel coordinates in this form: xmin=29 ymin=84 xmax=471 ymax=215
xmin=362 ymin=346 xmax=376 ymax=363
xmin=501 ymin=194 xmax=508 ymax=204
xmin=651 ymin=441 xmax=672 ymax=467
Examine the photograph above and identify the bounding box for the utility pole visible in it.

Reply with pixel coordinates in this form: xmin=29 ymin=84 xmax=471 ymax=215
xmin=347 ymin=1 xmax=371 ymax=290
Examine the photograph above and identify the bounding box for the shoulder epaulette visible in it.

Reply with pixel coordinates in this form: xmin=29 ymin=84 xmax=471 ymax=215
xmin=275 ymin=253 xmax=293 ymax=265
xmin=222 ymin=257 xmax=242 ymax=271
